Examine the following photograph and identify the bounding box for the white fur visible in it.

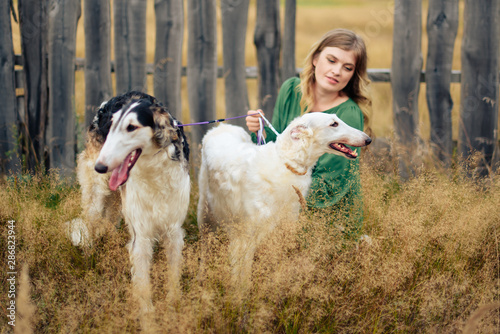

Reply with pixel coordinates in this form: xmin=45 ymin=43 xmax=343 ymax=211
xmin=70 ymin=101 xmax=190 ymax=313
xmin=197 ymin=112 xmax=371 ymax=286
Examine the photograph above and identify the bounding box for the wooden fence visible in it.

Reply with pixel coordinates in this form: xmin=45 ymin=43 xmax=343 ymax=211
xmin=0 ymin=0 xmax=498 ymax=178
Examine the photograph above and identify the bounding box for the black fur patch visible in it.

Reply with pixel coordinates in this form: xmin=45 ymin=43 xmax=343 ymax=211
xmin=90 ymin=91 xmax=158 ymax=144
xmin=89 ymin=91 xmax=189 ymax=162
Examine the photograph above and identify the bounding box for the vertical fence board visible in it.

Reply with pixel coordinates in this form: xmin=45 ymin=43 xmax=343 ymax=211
xmin=254 ymin=0 xmax=280 ymax=119
xmin=391 ymin=0 xmax=423 ymax=179
xmin=46 ymin=0 xmax=81 ymax=177
xmin=221 ymin=0 xmax=250 ymax=128
xmin=84 ymin=0 xmax=112 ymax=128
xmin=18 ymin=0 xmax=49 ymax=173
xmin=281 ymin=0 xmax=296 ymax=83
xmin=114 ymin=0 xmax=147 ymax=94
xmin=425 ymin=0 xmax=458 ymax=168
xmin=0 ymin=1 xmax=20 ymax=174
xmin=459 ymin=0 xmax=499 ymax=176
xmin=187 ymin=0 xmax=217 ymax=157
xmin=154 ymin=0 xmax=184 ymax=118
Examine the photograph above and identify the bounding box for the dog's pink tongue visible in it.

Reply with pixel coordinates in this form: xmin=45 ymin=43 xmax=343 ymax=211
xmin=109 ymin=155 xmax=132 ymax=191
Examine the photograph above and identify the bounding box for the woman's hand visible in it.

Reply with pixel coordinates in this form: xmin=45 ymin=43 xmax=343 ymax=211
xmin=246 ymin=109 xmax=265 ymax=134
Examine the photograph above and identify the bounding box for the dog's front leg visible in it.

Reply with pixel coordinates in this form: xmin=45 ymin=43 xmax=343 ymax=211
xmin=163 ymin=226 xmax=185 ymax=301
xmin=128 ymin=235 xmax=154 ymax=313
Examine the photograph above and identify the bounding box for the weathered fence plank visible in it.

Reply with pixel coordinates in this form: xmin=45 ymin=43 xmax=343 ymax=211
xmin=187 ymin=0 xmax=217 ymax=155
xmin=221 ymin=0 xmax=250 ymax=128
xmin=84 ymin=0 xmax=112 ymax=128
xmin=154 ymin=0 xmax=184 ymax=118
xmin=425 ymin=0 xmax=459 ymax=168
xmin=46 ymin=0 xmax=81 ymax=177
xmin=459 ymin=0 xmax=499 ymax=177
xmin=391 ymin=0 xmax=423 ymax=179
xmin=254 ymin=0 xmax=281 ymax=119
xmin=281 ymin=0 xmax=296 ymax=84
xmin=114 ymin=0 xmax=147 ymax=94
xmin=18 ymin=0 xmax=49 ymax=173
xmin=0 ymin=0 xmax=20 ymax=174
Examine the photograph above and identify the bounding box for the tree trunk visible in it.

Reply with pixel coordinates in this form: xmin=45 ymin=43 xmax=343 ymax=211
xmin=114 ymin=0 xmax=147 ymax=94
xmin=18 ymin=0 xmax=49 ymax=173
xmin=46 ymin=0 xmax=81 ymax=178
xmin=0 ymin=0 xmax=21 ymax=174
xmin=391 ymin=0 xmax=423 ymax=180
xmin=254 ymin=0 xmax=280 ymax=119
xmin=154 ymin=0 xmax=184 ymax=118
xmin=425 ymin=0 xmax=458 ymax=168
xmin=281 ymin=0 xmax=296 ymax=84
xmin=459 ymin=0 xmax=499 ymax=177
xmin=84 ymin=0 xmax=112 ymax=129
xmin=187 ymin=0 xmax=217 ymax=160
xmin=221 ymin=0 xmax=250 ymax=128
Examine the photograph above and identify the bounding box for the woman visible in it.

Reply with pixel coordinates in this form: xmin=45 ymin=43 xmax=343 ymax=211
xmin=246 ymin=28 xmax=372 ymax=239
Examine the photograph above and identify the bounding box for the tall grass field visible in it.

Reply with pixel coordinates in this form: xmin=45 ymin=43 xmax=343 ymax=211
xmin=4 ymin=0 xmax=500 ymax=333
xmin=1 ymin=158 xmax=499 ymax=332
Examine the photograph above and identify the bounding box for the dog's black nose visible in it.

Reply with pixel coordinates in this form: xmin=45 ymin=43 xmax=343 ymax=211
xmin=365 ymin=137 xmax=372 ymax=146
xmin=95 ymin=163 xmax=108 ymax=174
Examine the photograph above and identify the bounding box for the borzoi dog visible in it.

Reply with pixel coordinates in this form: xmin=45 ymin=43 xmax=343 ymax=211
xmin=197 ymin=112 xmax=371 ymax=287
xmin=70 ymin=91 xmax=190 ymax=312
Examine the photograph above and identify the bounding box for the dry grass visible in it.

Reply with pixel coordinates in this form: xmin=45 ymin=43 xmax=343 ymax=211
xmin=0 ymin=158 xmax=499 ymax=333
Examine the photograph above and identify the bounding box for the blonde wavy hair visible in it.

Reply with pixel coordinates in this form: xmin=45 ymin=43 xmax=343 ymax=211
xmin=298 ymin=29 xmax=372 ymax=135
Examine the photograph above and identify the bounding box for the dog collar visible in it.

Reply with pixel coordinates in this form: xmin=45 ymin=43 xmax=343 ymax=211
xmin=285 ymin=163 xmax=307 ymax=176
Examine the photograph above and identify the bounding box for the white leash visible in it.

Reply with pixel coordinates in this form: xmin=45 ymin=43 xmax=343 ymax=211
xmin=257 ymin=117 xmax=265 ymax=145
xmin=256 ymin=110 xmax=280 ymax=145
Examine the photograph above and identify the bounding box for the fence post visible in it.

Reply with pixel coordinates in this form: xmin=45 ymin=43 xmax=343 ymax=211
xmin=459 ymin=0 xmax=499 ymax=177
xmin=154 ymin=0 xmax=184 ymax=118
xmin=391 ymin=0 xmax=423 ymax=180
xmin=221 ymin=0 xmax=250 ymax=128
xmin=114 ymin=0 xmax=147 ymax=94
xmin=84 ymin=0 xmax=112 ymax=129
xmin=281 ymin=0 xmax=296 ymax=84
xmin=187 ymin=0 xmax=217 ymax=161
xmin=0 ymin=0 xmax=21 ymax=175
xmin=18 ymin=0 xmax=49 ymax=173
xmin=425 ymin=0 xmax=458 ymax=169
xmin=46 ymin=0 xmax=81 ymax=178
xmin=254 ymin=0 xmax=281 ymax=119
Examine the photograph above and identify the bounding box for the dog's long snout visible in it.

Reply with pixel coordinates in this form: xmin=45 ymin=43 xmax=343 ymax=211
xmin=365 ymin=137 xmax=372 ymax=146
xmin=95 ymin=162 xmax=108 ymax=174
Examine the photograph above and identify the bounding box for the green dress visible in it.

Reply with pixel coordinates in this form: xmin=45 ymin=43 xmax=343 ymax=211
xmin=252 ymin=77 xmax=365 ymax=238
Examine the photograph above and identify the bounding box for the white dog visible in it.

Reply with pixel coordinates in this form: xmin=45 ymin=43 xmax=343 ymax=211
xmin=70 ymin=91 xmax=190 ymax=312
xmin=197 ymin=112 xmax=371 ymax=286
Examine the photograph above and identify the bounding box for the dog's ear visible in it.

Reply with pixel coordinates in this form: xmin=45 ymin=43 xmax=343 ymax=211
xmin=289 ymin=124 xmax=311 ymax=140
xmin=153 ymin=108 xmax=177 ymax=144
xmin=152 ymin=107 xmax=189 ymax=161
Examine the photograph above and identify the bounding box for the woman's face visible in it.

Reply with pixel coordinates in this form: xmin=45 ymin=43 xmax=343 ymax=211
xmin=312 ymin=46 xmax=356 ymax=94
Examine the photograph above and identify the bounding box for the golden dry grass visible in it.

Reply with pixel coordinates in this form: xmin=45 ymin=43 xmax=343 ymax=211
xmin=0 ymin=159 xmax=499 ymax=333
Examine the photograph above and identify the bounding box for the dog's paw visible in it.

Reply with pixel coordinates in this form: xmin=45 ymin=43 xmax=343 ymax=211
xmin=66 ymin=218 xmax=91 ymax=247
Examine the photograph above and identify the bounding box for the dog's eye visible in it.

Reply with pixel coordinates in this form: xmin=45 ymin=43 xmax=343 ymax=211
xmin=127 ymin=124 xmax=138 ymax=132
xmin=331 ymin=122 xmax=339 ymax=127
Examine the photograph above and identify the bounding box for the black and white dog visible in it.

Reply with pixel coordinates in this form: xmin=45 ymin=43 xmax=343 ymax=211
xmin=69 ymin=91 xmax=190 ymax=312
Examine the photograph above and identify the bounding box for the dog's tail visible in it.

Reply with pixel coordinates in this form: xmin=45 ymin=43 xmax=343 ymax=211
xmin=292 ymin=185 xmax=307 ymax=211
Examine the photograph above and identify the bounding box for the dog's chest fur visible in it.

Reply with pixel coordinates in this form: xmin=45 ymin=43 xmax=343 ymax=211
xmin=120 ymin=149 xmax=190 ymax=237
xmin=202 ymin=124 xmax=312 ymax=226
